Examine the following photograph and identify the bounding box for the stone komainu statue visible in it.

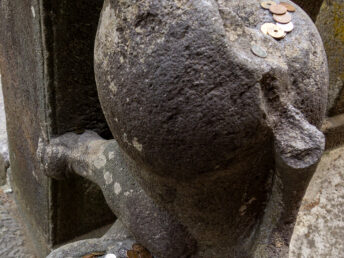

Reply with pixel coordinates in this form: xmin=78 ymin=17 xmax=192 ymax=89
xmin=40 ymin=0 xmax=328 ymax=257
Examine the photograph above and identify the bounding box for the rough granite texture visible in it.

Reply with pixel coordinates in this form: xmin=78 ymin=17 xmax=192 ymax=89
xmin=290 ymin=145 xmax=344 ymax=257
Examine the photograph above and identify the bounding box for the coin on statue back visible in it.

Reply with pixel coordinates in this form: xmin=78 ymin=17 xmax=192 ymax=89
xmin=280 ymin=2 xmax=296 ymax=12
xmin=261 ymin=23 xmax=276 ymax=35
xmin=261 ymin=1 xmax=277 ymax=10
xmin=251 ymin=44 xmax=268 ymax=58
xmin=273 ymin=12 xmax=292 ymax=24
xmin=276 ymin=22 xmax=294 ymax=32
xmin=269 ymin=4 xmax=287 ymax=15
xmin=267 ymin=24 xmax=286 ymax=39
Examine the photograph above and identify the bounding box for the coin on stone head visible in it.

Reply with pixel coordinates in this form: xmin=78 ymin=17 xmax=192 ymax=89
xmin=261 ymin=1 xmax=277 ymax=10
xmin=267 ymin=24 xmax=286 ymax=39
xmin=276 ymin=22 xmax=294 ymax=32
xmin=251 ymin=44 xmax=268 ymax=58
xmin=261 ymin=23 xmax=276 ymax=35
xmin=280 ymin=2 xmax=296 ymax=12
xmin=269 ymin=4 xmax=287 ymax=14
xmin=273 ymin=12 xmax=292 ymax=24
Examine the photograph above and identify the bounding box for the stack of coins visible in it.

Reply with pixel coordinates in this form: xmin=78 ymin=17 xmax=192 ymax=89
xmin=260 ymin=1 xmax=296 ymax=39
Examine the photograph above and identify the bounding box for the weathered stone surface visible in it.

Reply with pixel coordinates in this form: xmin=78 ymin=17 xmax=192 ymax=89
xmin=315 ymin=0 xmax=344 ymax=115
xmin=39 ymin=131 xmax=197 ymax=258
xmin=0 ymin=0 xmax=115 ymax=255
xmin=290 ymin=145 xmax=344 ymax=257
xmin=95 ymin=0 xmax=328 ymax=178
xmin=0 ymin=1 xmax=51 ymax=255
xmin=42 ymin=0 xmax=116 ymax=245
xmin=91 ymin=0 xmax=328 ymax=256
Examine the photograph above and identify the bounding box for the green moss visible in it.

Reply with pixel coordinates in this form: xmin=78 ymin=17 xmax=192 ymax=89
xmin=333 ymin=2 xmax=344 ymax=43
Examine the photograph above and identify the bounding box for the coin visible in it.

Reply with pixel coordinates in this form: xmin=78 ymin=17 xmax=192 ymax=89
xmin=273 ymin=12 xmax=292 ymax=24
xmin=261 ymin=1 xmax=277 ymax=10
xmin=276 ymin=22 xmax=294 ymax=32
xmin=261 ymin=23 xmax=276 ymax=35
xmin=267 ymin=24 xmax=286 ymax=39
xmin=269 ymin=4 xmax=287 ymax=14
xmin=280 ymin=2 xmax=296 ymax=12
xmin=251 ymin=44 xmax=268 ymax=58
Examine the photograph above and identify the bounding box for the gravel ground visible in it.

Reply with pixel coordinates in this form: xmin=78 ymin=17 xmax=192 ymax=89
xmin=0 ymin=181 xmax=37 ymax=258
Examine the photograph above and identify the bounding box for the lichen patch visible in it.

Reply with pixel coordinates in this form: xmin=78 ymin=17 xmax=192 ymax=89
xmin=109 ymin=82 xmax=118 ymax=94
xmin=114 ymin=182 xmax=122 ymax=195
xmin=108 ymin=151 xmax=115 ymax=160
xmin=94 ymin=154 xmax=107 ymax=169
xmin=104 ymin=171 xmax=113 ymax=185
xmin=132 ymin=137 xmax=143 ymax=152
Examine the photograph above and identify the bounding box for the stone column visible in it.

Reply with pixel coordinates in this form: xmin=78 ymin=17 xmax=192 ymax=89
xmin=0 ymin=0 xmax=115 ymax=256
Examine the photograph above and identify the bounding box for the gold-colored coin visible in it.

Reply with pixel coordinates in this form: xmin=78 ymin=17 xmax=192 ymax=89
xmin=280 ymin=2 xmax=296 ymax=12
xmin=273 ymin=12 xmax=292 ymax=24
xmin=269 ymin=4 xmax=287 ymax=15
xmin=261 ymin=1 xmax=277 ymax=10
xmin=267 ymin=24 xmax=286 ymax=39
xmin=261 ymin=23 xmax=276 ymax=35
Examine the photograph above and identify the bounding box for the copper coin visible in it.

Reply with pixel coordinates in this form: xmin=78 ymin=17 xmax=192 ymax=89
xmin=267 ymin=24 xmax=286 ymax=39
xmin=261 ymin=23 xmax=276 ymax=35
xmin=269 ymin=4 xmax=287 ymax=14
xmin=261 ymin=1 xmax=277 ymax=10
xmin=273 ymin=12 xmax=292 ymax=24
xmin=280 ymin=2 xmax=296 ymax=12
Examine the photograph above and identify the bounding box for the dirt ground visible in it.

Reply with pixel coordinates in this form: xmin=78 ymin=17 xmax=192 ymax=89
xmin=0 ymin=182 xmax=37 ymax=258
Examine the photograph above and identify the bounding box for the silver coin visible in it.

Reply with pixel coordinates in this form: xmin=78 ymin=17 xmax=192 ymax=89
xmin=251 ymin=44 xmax=268 ymax=58
xmin=276 ymin=22 xmax=294 ymax=32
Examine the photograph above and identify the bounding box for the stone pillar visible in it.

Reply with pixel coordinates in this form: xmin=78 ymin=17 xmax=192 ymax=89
xmin=0 ymin=0 xmax=115 ymax=256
